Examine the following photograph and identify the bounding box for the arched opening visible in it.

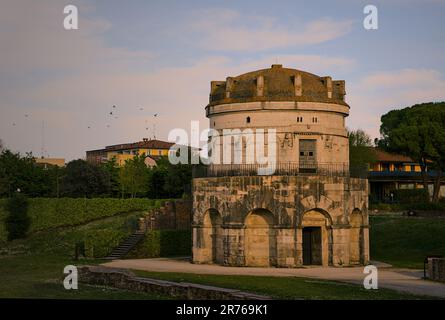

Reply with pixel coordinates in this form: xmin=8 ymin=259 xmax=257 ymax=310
xmin=349 ymin=209 xmax=363 ymax=265
xmin=301 ymin=209 xmax=332 ymax=266
xmin=244 ymin=208 xmax=276 ymax=267
xmin=203 ymin=209 xmax=223 ymax=264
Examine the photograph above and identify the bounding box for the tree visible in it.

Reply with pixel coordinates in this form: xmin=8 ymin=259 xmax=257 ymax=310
xmin=0 ymin=149 xmax=52 ymax=197
xmin=164 ymin=162 xmax=193 ymax=198
xmin=5 ymin=193 xmax=30 ymax=240
xmin=119 ymin=154 xmax=149 ymax=198
xmin=101 ymin=157 xmax=121 ymax=197
xmin=348 ymin=129 xmax=376 ymax=170
xmin=61 ymin=159 xmax=110 ymax=197
xmin=377 ymin=102 xmax=445 ymax=202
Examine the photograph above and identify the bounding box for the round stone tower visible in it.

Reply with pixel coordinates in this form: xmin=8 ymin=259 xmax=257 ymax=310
xmin=192 ymin=65 xmax=369 ymax=267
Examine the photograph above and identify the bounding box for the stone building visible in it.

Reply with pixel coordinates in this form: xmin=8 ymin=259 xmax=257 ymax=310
xmin=192 ymin=65 xmax=369 ymax=267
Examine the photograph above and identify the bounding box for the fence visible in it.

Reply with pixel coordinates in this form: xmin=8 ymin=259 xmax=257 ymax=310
xmin=192 ymin=162 xmax=368 ymax=179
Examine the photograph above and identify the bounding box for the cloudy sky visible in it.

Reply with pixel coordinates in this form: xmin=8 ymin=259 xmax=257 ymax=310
xmin=1 ymin=0 xmax=444 ymax=160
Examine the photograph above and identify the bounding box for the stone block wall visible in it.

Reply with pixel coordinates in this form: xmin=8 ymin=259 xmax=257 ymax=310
xmin=139 ymin=199 xmax=192 ymax=231
xmin=428 ymin=258 xmax=445 ymax=281
xmin=77 ymin=265 xmax=271 ymax=300
xmin=192 ymin=175 xmax=369 ymax=268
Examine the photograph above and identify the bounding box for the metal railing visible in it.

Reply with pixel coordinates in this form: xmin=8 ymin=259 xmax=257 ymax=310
xmin=193 ymin=162 xmax=368 ymax=178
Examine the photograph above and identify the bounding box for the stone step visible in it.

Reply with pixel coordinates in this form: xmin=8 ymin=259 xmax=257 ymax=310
xmin=104 ymin=231 xmax=145 ymax=259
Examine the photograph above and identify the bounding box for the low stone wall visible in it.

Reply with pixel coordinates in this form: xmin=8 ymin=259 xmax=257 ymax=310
xmin=428 ymin=258 xmax=445 ymax=281
xmin=78 ymin=265 xmax=271 ymax=300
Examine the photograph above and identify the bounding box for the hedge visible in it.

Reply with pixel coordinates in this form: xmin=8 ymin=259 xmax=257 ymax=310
xmin=393 ymin=189 xmax=429 ymax=204
xmin=128 ymin=230 xmax=191 ymax=258
xmin=0 ymin=198 xmax=168 ymax=243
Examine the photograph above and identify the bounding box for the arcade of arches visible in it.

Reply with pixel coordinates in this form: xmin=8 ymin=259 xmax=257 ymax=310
xmin=192 ymin=175 xmax=369 ymax=268
xmin=193 ymin=206 xmax=368 ymax=268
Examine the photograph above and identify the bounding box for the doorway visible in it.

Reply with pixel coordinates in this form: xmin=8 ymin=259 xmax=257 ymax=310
xmin=302 ymin=227 xmax=322 ymax=265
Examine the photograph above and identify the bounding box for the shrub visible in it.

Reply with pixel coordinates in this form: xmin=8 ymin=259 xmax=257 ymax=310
xmin=0 ymin=198 xmax=165 ymax=236
xmin=393 ymin=189 xmax=429 ymax=204
xmin=404 ymin=202 xmax=445 ymax=211
xmin=84 ymin=229 xmax=128 ymax=258
xmin=128 ymin=229 xmax=191 ymax=258
xmin=5 ymin=194 xmax=30 ymax=240
xmin=369 ymin=203 xmax=403 ymax=212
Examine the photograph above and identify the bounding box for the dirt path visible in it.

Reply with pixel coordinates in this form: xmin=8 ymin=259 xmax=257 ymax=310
xmin=102 ymin=258 xmax=445 ymax=298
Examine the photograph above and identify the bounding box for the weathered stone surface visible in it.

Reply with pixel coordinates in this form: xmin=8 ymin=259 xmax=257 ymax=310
xmin=193 ymin=65 xmax=369 ymax=268
xmin=77 ymin=265 xmax=272 ymax=300
xmin=139 ymin=199 xmax=192 ymax=231
xmin=192 ymin=175 xmax=369 ymax=267
xmin=428 ymin=258 xmax=445 ymax=282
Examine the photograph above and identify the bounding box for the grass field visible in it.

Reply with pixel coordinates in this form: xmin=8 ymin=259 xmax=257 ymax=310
xmin=133 ymin=270 xmax=434 ymax=300
xmin=0 ymin=211 xmax=444 ymax=299
xmin=0 ymin=252 xmax=433 ymax=300
xmin=370 ymin=215 xmax=445 ymax=268
xmin=0 ymin=211 xmax=172 ymax=299
xmin=0 ymin=253 xmax=171 ymax=299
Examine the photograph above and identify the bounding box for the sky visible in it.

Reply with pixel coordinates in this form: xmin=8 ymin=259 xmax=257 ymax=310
xmin=0 ymin=0 xmax=444 ymax=160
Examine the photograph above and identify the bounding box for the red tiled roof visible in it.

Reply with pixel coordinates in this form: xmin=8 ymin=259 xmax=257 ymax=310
xmin=371 ymin=148 xmax=414 ymax=163
xmin=104 ymin=139 xmax=174 ymax=152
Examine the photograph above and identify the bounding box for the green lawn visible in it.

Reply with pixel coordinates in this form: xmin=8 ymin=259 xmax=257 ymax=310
xmin=0 ymin=253 xmax=171 ymax=299
xmin=0 ymin=212 xmax=172 ymax=299
xmin=132 ymin=270 xmax=433 ymax=300
xmin=370 ymin=215 xmax=445 ymax=268
xmin=0 ymin=213 xmax=443 ymax=299
xmin=0 ymin=252 xmax=434 ymax=300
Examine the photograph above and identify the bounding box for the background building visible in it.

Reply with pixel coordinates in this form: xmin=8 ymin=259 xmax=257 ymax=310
xmin=368 ymin=148 xmax=445 ymax=202
xmin=86 ymin=138 xmax=174 ymax=166
xmin=34 ymin=157 xmax=65 ymax=168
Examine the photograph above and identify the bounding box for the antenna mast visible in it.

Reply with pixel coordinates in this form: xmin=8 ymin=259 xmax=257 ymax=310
xmin=41 ymin=120 xmax=45 ymax=158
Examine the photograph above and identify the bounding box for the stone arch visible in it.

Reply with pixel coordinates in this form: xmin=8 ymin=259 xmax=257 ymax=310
xmin=300 ymin=208 xmax=333 ymax=266
xmin=300 ymin=195 xmax=334 ymax=215
xmin=349 ymin=208 xmax=363 ymax=265
xmin=203 ymin=208 xmax=224 ymax=264
xmin=244 ymin=208 xmax=277 ymax=267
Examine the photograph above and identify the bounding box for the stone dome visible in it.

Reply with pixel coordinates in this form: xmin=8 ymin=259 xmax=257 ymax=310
xmin=208 ymin=64 xmax=348 ymax=107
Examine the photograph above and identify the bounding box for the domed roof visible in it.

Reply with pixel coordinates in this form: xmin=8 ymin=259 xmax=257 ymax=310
xmin=208 ymin=64 xmax=348 ymax=107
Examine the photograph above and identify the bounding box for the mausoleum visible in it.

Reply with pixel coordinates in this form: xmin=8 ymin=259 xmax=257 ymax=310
xmin=192 ymin=65 xmax=369 ymax=267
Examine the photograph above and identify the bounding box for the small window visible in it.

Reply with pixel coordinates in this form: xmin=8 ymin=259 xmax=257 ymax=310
xmin=297 ymin=116 xmax=303 ymax=123
xmin=213 ymin=121 xmax=215 ymax=126
xmin=312 ymin=117 xmax=318 ymax=123
xmin=246 ymin=116 xmax=251 ymax=123
xmin=300 ymin=151 xmax=304 ymax=156
xmin=309 ymin=151 xmax=314 ymax=156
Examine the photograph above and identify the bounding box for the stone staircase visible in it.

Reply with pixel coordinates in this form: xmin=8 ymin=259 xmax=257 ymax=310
xmin=104 ymin=231 xmax=145 ymax=260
